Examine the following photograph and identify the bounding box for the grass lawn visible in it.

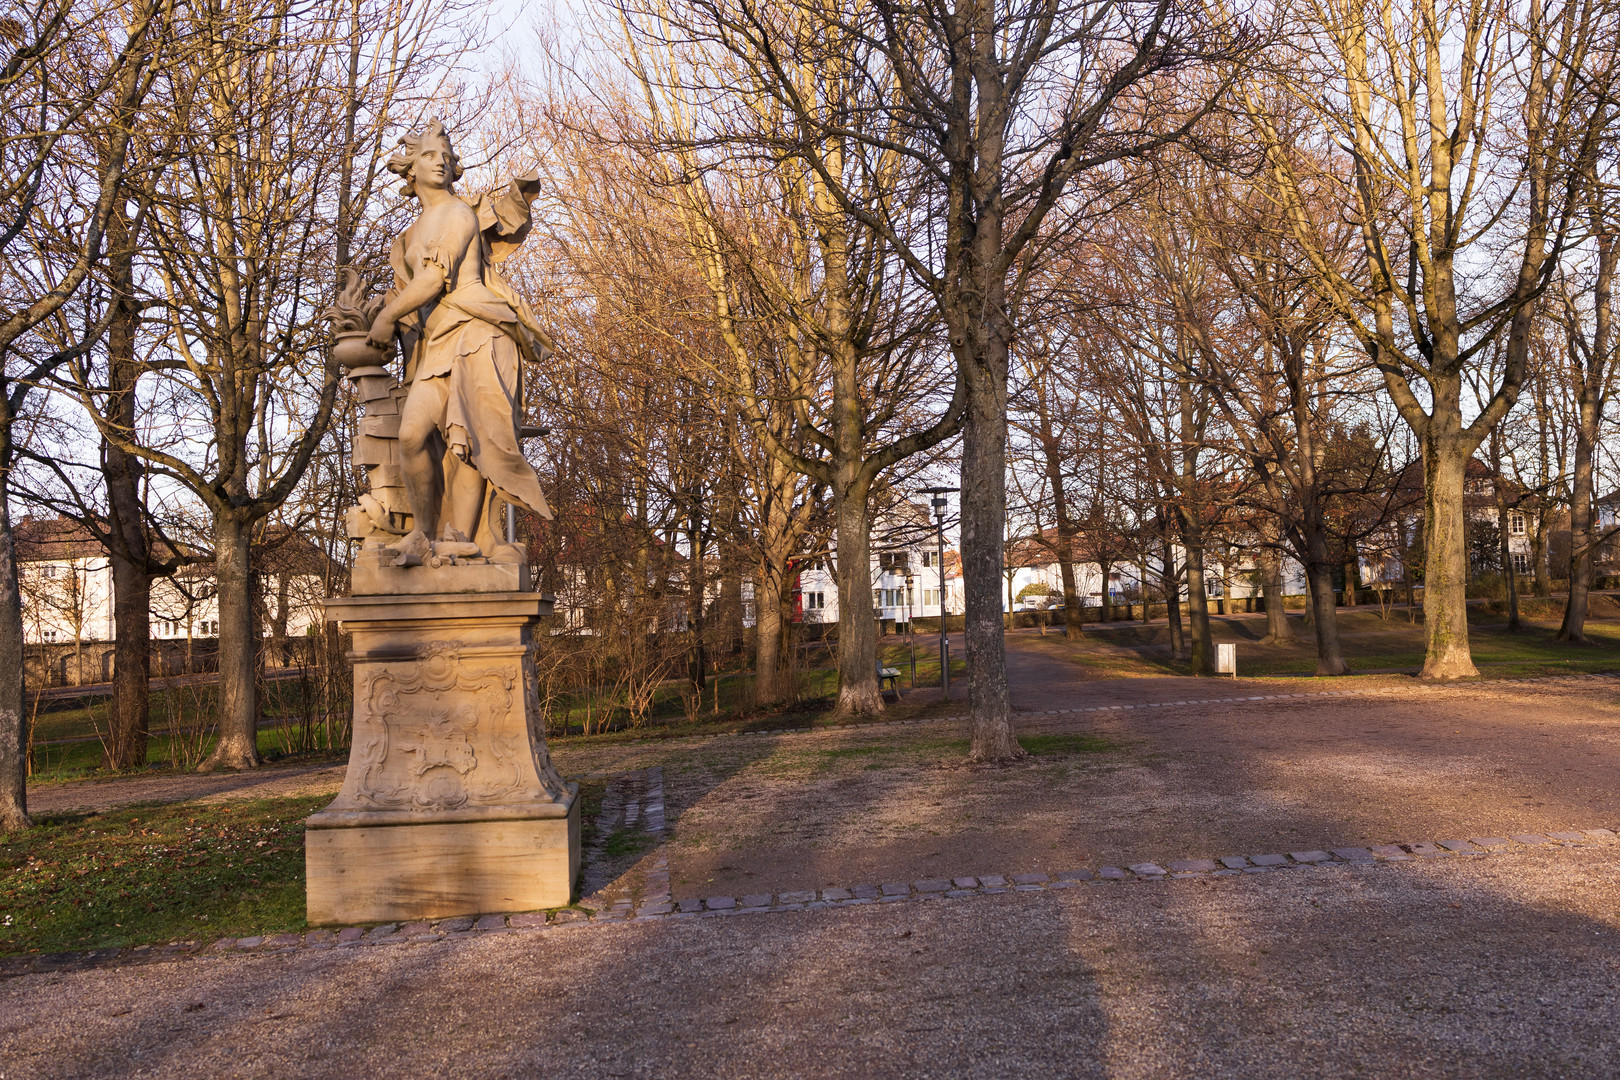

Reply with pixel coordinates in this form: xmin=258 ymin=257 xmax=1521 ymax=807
xmin=1057 ymin=606 xmax=1620 ymax=679
xmin=28 ymin=729 xmax=344 ymax=785
xmin=0 ymin=796 xmax=326 ymax=956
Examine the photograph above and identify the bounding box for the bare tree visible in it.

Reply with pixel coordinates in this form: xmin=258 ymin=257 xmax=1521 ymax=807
xmin=0 ymin=0 xmax=167 ymax=827
xmin=68 ymin=0 xmax=455 ymax=770
xmin=636 ymin=0 xmax=1241 ymax=756
xmin=1230 ymin=0 xmax=1618 ymax=677
xmin=1555 ymin=207 xmax=1619 ymax=640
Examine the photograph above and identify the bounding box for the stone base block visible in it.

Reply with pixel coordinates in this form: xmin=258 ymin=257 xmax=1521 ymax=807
xmin=305 ymin=799 xmax=580 ymax=925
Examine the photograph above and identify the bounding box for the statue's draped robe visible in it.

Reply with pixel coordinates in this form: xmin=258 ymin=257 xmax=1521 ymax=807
xmin=390 ymin=173 xmax=552 ymax=549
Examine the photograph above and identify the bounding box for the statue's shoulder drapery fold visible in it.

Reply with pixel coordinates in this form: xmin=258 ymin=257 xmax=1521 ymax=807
xmin=470 ymin=171 xmax=541 ymax=266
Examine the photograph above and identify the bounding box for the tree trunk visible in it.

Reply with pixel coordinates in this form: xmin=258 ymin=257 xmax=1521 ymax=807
xmin=962 ymin=365 xmax=1018 ymax=761
xmin=1179 ymin=516 xmax=1214 ymax=675
xmin=1404 ymin=558 xmax=1417 ymax=622
xmin=101 ymin=194 xmax=153 ymax=774
xmin=717 ymin=562 xmax=743 ymax=660
xmin=1531 ymin=520 xmax=1551 ymax=598
xmin=0 ymin=446 xmax=30 ymax=829
xmin=1342 ymin=550 xmax=1359 ymax=606
xmin=1163 ymin=541 xmax=1185 ymax=658
xmin=1420 ymin=443 xmax=1480 ymax=678
xmin=1098 ymin=558 xmax=1113 ymax=622
xmin=1500 ymin=509 xmax=1521 ymax=632
xmin=106 ymin=553 xmax=151 ymax=770
xmin=1260 ymin=538 xmax=1291 ymax=644
xmin=271 ymin=571 xmax=291 ymax=668
xmin=753 ymin=567 xmax=784 ymax=705
xmin=832 ymin=469 xmax=882 ymax=717
xmin=1049 ymin=476 xmax=1088 ymax=641
xmin=1057 ymin=551 xmax=1081 ymax=640
xmin=1560 ymin=425 xmax=1595 ymax=643
xmin=200 ymin=512 xmax=261 ymax=770
xmin=1559 ymin=226 xmax=1613 ymax=640
xmin=1305 ymin=560 xmax=1350 ymax=675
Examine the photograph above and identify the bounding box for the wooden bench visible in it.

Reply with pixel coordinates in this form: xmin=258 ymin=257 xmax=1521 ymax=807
xmin=878 ymin=666 xmax=901 ymax=696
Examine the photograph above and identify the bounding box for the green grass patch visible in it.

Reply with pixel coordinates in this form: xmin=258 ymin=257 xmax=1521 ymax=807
xmin=0 ymin=795 xmax=329 ymax=956
xmin=1017 ymin=733 xmax=1117 ymax=755
xmin=819 ymin=745 xmax=888 ymax=759
xmin=602 ymin=831 xmax=656 ymax=858
xmin=1051 ymin=610 xmax=1620 ymax=681
xmin=28 ymin=730 xmax=344 ymax=785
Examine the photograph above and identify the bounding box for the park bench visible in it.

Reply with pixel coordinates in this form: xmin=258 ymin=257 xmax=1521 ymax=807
xmin=878 ymin=665 xmax=901 ymax=697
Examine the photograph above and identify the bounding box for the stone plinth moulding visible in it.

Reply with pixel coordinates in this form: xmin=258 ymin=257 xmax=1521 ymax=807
xmin=305 ymin=585 xmax=578 ymax=925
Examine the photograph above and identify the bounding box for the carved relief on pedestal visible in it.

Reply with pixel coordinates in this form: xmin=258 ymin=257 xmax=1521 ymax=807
xmin=345 ymin=641 xmax=562 ymax=811
xmin=524 ymin=661 xmax=567 ymax=796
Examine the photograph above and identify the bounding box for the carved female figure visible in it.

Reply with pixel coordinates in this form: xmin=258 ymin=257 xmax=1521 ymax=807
xmin=366 ymin=119 xmax=552 ymax=561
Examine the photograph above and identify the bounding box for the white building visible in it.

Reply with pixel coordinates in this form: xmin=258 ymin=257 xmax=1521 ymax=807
xmin=790 ymin=500 xmax=969 ymax=625
xmin=16 ymin=517 xmax=330 ymax=683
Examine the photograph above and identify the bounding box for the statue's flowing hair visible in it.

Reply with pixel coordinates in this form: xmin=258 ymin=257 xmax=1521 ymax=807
xmin=387 ymin=118 xmax=463 ymax=198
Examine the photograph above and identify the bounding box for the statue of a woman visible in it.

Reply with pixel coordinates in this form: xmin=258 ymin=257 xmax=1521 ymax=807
xmin=366 ymin=119 xmax=552 ymax=563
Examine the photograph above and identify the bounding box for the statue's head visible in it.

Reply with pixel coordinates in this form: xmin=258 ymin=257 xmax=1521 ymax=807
xmin=387 ymin=118 xmax=463 ymax=198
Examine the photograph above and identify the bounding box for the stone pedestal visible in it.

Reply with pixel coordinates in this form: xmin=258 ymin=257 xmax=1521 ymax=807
xmin=305 ymin=580 xmax=579 ymax=925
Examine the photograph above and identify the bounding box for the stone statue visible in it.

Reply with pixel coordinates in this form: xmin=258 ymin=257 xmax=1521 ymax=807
xmin=309 ymin=124 xmax=578 ymax=927
xmin=340 ymin=118 xmax=552 ymax=572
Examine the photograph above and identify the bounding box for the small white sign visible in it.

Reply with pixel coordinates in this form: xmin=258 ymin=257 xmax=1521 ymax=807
xmin=1216 ymin=642 xmax=1237 ymax=676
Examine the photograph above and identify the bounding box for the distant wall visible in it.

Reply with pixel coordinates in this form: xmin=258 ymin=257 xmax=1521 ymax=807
xmin=20 ymin=637 xmax=314 ymax=690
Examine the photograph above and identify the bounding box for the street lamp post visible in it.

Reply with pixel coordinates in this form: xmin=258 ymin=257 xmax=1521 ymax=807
xmin=921 ymin=486 xmax=958 ymax=696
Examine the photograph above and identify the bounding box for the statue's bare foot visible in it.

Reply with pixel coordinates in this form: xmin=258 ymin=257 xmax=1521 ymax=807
xmin=392 ymin=529 xmax=431 ymax=566
xmin=435 ymin=524 xmax=481 ymax=558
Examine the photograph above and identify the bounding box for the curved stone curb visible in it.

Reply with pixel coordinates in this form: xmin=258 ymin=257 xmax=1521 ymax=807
xmin=6 ymin=825 xmax=1613 ymax=980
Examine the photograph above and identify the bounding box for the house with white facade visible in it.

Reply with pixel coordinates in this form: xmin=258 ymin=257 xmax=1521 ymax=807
xmin=791 ymin=500 xmax=965 ymax=626
xmin=16 ymin=516 xmax=331 ymax=686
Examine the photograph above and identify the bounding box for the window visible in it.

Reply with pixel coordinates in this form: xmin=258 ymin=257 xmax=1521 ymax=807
xmin=804 ymin=591 xmax=825 ymax=610
xmin=923 ymin=588 xmax=941 ymax=608
xmin=879 ymin=552 xmax=909 ymax=572
xmin=1513 ymin=552 xmax=1530 ymax=574
xmin=41 ymin=565 xmax=56 ymax=579
xmin=1509 ymin=513 xmax=1526 ymax=535
xmin=921 ymin=551 xmax=936 ymax=568
xmin=42 ymin=629 xmax=59 ymax=643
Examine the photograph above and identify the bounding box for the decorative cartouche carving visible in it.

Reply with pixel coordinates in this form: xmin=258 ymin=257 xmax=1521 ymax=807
xmin=348 ymin=640 xmax=541 ymax=810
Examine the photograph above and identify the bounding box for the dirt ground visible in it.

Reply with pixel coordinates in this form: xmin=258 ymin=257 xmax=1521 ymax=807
xmin=25 ymin=637 xmax=1620 ymax=906
xmin=4 ymin=846 xmax=1618 ymax=1079
xmin=602 ymin=678 xmax=1620 ymax=898
xmin=13 ymin=635 xmax=1620 ymax=1077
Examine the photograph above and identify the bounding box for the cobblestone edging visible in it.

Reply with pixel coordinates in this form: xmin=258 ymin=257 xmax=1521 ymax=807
xmin=581 ymin=767 xmax=671 ymax=920
xmin=5 ymin=825 xmax=1613 ymax=979
xmin=652 ymin=671 xmax=1620 ymax=743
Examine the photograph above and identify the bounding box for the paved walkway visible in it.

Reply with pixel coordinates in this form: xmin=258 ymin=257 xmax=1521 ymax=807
xmin=4 ymin=844 xmax=1617 ymax=1078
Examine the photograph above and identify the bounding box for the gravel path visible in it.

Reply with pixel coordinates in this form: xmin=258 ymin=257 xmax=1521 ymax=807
xmin=3 ymin=845 xmax=1616 ymax=1078
xmin=26 ymin=761 xmax=347 ymax=816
